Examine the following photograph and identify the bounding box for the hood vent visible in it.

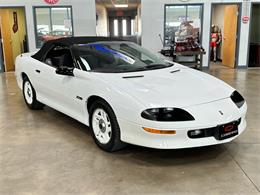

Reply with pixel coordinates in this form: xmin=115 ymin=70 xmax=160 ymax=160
xmin=123 ymin=75 xmax=144 ymax=79
xmin=170 ymin=69 xmax=180 ymax=73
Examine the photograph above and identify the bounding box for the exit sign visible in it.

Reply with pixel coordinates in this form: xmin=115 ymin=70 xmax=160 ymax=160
xmin=44 ymin=0 xmax=59 ymax=4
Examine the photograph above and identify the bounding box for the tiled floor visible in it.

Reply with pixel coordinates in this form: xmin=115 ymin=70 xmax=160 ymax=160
xmin=210 ymin=61 xmax=232 ymax=70
xmin=0 ymin=68 xmax=260 ymax=195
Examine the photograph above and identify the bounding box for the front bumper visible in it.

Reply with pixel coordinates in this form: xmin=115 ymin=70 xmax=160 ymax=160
xmin=118 ymin=116 xmax=246 ymax=149
xmin=118 ymin=99 xmax=247 ymax=149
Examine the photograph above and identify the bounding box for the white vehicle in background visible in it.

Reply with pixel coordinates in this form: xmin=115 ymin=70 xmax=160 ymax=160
xmin=15 ymin=37 xmax=247 ymax=152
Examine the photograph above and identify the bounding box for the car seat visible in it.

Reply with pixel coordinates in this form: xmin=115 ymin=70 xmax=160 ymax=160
xmin=59 ymin=52 xmax=74 ymax=68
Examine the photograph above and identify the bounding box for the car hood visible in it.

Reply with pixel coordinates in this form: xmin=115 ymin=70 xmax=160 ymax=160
xmin=94 ymin=65 xmax=235 ymax=108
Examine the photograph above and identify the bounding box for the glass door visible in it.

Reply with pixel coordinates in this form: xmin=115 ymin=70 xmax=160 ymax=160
xmin=249 ymin=4 xmax=260 ymax=67
xmin=109 ymin=17 xmax=132 ymax=37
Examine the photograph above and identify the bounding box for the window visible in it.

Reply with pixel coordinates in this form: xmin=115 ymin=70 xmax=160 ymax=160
xmin=122 ymin=19 xmax=127 ymax=36
xmin=164 ymin=4 xmax=203 ymax=46
xmin=34 ymin=7 xmax=73 ymax=48
xmin=113 ymin=19 xmax=119 ymax=36
xmin=131 ymin=19 xmax=135 ymax=35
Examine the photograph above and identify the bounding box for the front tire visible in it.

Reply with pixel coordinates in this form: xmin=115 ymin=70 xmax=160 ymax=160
xmin=89 ymin=100 xmax=126 ymax=152
xmin=22 ymin=76 xmax=44 ymax=110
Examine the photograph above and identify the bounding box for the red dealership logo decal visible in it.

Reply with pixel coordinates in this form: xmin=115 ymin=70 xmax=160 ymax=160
xmin=44 ymin=0 xmax=59 ymax=4
xmin=224 ymin=124 xmax=234 ymax=132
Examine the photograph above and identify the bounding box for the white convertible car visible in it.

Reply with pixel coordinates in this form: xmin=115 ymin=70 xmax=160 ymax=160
xmin=15 ymin=37 xmax=247 ymax=152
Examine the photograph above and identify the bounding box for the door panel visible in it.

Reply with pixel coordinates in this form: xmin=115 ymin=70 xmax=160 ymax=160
xmin=222 ymin=5 xmax=238 ymax=68
xmin=0 ymin=8 xmax=27 ymax=72
xmin=0 ymin=9 xmax=13 ymax=71
xmin=34 ymin=63 xmax=85 ymax=121
xmin=58 ymin=74 xmax=86 ymax=121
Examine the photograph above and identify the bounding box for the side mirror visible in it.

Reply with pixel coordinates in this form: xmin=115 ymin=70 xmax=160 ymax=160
xmin=56 ymin=66 xmax=74 ymax=76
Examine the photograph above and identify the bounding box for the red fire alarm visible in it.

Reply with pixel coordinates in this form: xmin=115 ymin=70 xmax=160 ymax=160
xmin=44 ymin=0 xmax=59 ymax=4
xmin=242 ymin=16 xmax=249 ymax=24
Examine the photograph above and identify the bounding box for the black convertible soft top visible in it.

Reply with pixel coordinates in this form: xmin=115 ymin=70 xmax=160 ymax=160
xmin=32 ymin=36 xmax=123 ymax=61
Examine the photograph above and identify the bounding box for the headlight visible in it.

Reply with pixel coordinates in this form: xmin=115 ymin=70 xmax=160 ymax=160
xmin=231 ymin=91 xmax=245 ymax=108
xmin=141 ymin=108 xmax=195 ymax=121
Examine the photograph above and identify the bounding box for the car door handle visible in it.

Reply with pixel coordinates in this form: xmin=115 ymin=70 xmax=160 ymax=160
xmin=35 ymin=69 xmax=41 ymax=73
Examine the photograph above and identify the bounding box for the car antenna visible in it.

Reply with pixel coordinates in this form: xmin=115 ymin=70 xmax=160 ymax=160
xmin=159 ymin=34 xmax=164 ymax=46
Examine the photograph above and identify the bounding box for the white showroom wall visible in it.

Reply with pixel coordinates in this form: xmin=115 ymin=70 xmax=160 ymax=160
xmin=141 ymin=0 xmax=256 ymax=68
xmin=96 ymin=4 xmax=108 ymax=36
xmin=0 ymin=0 xmax=96 ymax=52
xmin=1 ymin=0 xmax=259 ymax=68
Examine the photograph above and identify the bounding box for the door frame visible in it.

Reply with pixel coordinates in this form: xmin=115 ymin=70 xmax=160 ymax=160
xmin=208 ymin=2 xmax=242 ymax=69
xmin=247 ymin=2 xmax=260 ymax=68
xmin=0 ymin=6 xmax=29 ymax=72
xmin=0 ymin=25 xmax=5 ymax=73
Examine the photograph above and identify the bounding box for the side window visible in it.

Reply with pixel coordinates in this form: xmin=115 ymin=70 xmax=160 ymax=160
xmin=44 ymin=46 xmax=74 ymax=68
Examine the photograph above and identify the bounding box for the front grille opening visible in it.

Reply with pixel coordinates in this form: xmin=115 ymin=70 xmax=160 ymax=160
xmin=187 ymin=118 xmax=241 ymax=139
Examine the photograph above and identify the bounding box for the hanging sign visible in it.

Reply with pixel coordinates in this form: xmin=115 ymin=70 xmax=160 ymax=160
xmin=44 ymin=0 xmax=59 ymax=4
xmin=12 ymin=12 xmax=18 ymax=33
xmin=116 ymin=11 xmax=124 ymax=17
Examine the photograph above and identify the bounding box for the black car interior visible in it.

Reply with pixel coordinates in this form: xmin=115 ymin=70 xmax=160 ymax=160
xmin=80 ymin=54 xmax=117 ymax=70
xmin=44 ymin=46 xmax=74 ymax=68
xmin=78 ymin=49 xmax=117 ymax=70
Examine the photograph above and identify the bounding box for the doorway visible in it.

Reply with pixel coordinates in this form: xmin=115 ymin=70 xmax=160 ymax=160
xmin=209 ymin=4 xmax=241 ymax=70
xmin=0 ymin=7 xmax=28 ymax=72
xmin=95 ymin=0 xmax=141 ymax=44
xmin=248 ymin=3 xmax=260 ymax=68
xmin=109 ymin=17 xmax=134 ymax=37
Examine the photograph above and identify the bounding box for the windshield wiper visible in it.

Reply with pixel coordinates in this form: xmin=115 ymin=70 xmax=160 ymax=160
xmin=146 ymin=64 xmax=167 ymax=68
xmin=146 ymin=63 xmax=173 ymax=69
xmin=133 ymin=64 xmax=173 ymax=72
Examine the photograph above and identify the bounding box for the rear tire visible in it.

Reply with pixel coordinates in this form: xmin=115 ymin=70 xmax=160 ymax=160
xmin=22 ymin=76 xmax=44 ymax=110
xmin=89 ymin=100 xmax=127 ymax=152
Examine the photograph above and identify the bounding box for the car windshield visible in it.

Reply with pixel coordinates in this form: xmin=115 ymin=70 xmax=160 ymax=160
xmin=72 ymin=42 xmax=173 ymax=73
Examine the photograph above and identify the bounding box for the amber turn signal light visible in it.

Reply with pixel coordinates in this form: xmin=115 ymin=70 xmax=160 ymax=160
xmin=142 ymin=127 xmax=176 ymax=135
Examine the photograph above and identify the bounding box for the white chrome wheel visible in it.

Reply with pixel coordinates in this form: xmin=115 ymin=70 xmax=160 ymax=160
xmin=92 ymin=108 xmax=112 ymax=144
xmin=24 ymin=81 xmax=33 ymax=104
